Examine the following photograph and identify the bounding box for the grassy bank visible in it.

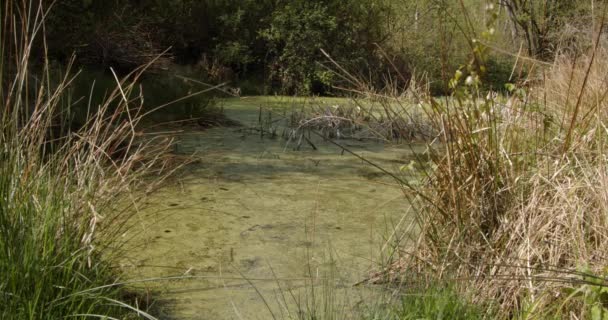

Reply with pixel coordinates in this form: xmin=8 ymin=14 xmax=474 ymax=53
xmin=275 ymin=3 xmax=608 ymax=318
xmin=341 ymin=5 xmax=608 ymax=319
xmin=0 ymin=3 xmax=177 ymax=318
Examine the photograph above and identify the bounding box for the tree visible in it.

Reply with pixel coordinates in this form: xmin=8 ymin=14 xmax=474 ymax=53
xmin=259 ymin=0 xmax=394 ymax=94
xmin=499 ymin=0 xmax=589 ymax=59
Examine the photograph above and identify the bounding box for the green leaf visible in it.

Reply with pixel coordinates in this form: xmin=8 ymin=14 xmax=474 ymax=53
xmin=592 ymin=305 xmax=603 ymax=320
xmin=599 ymin=291 xmax=608 ymax=309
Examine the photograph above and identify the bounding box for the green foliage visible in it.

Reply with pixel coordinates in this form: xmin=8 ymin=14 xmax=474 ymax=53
xmin=547 ymin=269 xmax=608 ymax=320
xmin=363 ymin=284 xmax=488 ymax=320
xmin=0 ymin=2 xmax=189 ymax=316
xmin=387 ymin=0 xmax=520 ymax=95
xmin=500 ymin=0 xmax=593 ymax=59
xmin=41 ymin=0 xmax=597 ymax=96
xmin=210 ymin=0 xmax=276 ymax=71
xmin=43 ymin=0 xmax=394 ymax=95
xmin=0 ymin=154 xmax=124 ymax=318
xmin=45 ymin=1 xmax=165 ymax=69
xmin=484 ymin=56 xmax=516 ymax=91
xmin=387 ymin=1 xmax=474 ymax=94
xmin=258 ymin=0 xmax=394 ymax=95
xmin=260 ymin=1 xmax=338 ymax=94
xmin=395 ymin=287 xmax=486 ymax=320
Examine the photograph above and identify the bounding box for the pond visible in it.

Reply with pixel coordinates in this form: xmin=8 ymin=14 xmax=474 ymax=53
xmin=122 ymin=96 xmax=421 ymax=319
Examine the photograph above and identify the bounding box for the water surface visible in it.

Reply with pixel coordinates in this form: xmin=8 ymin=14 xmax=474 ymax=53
xmin=123 ymin=97 xmax=418 ymax=319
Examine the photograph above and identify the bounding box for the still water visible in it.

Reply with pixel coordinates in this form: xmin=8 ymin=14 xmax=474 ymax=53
xmin=122 ymin=97 xmax=418 ymax=319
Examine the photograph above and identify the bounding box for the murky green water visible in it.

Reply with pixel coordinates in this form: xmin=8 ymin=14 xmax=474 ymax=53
xmin=122 ymin=97 xmax=419 ymax=319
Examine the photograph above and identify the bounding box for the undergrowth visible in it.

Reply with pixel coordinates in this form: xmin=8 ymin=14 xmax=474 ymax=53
xmin=365 ymin=4 xmax=608 ymax=319
xmin=0 ymin=2 xmax=178 ymax=318
xmin=301 ymin=3 xmax=608 ymax=319
xmin=364 ymin=284 xmax=488 ymax=320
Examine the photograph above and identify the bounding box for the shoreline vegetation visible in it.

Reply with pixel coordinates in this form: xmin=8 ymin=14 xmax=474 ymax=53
xmin=0 ymin=3 xmax=179 ymax=318
xmin=3 ymin=0 xmax=608 ymax=319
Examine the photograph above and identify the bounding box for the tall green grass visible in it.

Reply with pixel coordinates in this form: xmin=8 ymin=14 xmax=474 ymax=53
xmin=363 ymin=285 xmax=487 ymax=320
xmin=0 ymin=1 xmax=174 ymax=318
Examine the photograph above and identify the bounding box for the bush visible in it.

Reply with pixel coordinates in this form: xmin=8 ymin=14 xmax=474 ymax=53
xmin=260 ymin=1 xmax=338 ymax=95
xmin=43 ymin=0 xmax=395 ymax=96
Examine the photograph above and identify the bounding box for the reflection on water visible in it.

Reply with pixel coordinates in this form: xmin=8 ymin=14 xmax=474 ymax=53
xmin=122 ymin=97 xmax=419 ymax=319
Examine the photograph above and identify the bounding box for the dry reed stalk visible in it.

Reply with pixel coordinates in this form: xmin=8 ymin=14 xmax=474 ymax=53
xmin=1 ymin=1 xmax=184 ymax=317
xmin=381 ymin=47 xmax=608 ymax=318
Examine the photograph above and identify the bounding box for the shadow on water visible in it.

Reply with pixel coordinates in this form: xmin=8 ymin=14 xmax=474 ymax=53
xmin=122 ymin=97 xmax=421 ymax=319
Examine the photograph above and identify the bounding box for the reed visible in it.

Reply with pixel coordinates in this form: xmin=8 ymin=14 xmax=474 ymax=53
xmin=358 ymin=4 xmax=608 ymax=318
xmin=0 ymin=1 xmax=175 ymax=318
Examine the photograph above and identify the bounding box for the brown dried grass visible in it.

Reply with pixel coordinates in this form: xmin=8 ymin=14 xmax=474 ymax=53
xmin=379 ymin=45 xmax=608 ymax=318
